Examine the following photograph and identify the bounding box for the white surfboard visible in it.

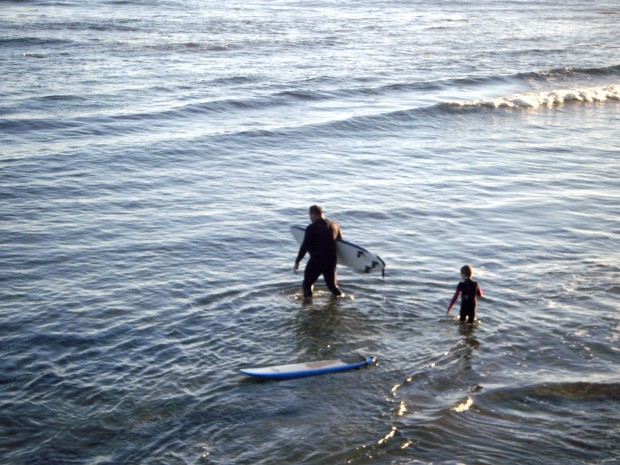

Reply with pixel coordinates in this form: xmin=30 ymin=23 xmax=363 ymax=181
xmin=291 ymin=225 xmax=385 ymax=275
xmin=240 ymin=356 xmax=377 ymax=379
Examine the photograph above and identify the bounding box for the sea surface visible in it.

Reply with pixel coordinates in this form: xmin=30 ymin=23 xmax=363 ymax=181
xmin=1 ymin=0 xmax=619 ymax=464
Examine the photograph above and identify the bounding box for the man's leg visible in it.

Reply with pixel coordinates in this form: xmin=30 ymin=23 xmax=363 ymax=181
xmin=323 ymin=262 xmax=343 ymax=297
xmin=303 ymin=260 xmax=322 ymax=297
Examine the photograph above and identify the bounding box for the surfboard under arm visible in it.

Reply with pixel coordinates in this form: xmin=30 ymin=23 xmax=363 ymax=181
xmin=290 ymin=225 xmax=385 ymax=275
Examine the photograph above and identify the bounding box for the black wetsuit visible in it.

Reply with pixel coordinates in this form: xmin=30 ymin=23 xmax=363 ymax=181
xmin=457 ymin=278 xmax=481 ymax=323
xmin=295 ymin=218 xmax=343 ymax=297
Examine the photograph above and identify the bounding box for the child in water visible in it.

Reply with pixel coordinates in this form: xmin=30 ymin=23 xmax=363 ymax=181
xmin=447 ymin=265 xmax=483 ymax=324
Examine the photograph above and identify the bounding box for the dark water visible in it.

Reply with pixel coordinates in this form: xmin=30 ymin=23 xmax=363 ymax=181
xmin=1 ymin=0 xmax=619 ymax=464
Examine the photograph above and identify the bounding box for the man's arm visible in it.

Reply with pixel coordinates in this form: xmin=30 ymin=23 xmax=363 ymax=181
xmin=294 ymin=227 xmax=311 ymax=271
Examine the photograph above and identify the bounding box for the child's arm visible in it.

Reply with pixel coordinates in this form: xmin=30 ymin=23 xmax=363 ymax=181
xmin=447 ymin=288 xmax=460 ymax=315
xmin=477 ymin=285 xmax=483 ymax=297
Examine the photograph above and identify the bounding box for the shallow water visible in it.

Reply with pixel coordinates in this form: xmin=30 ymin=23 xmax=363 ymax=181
xmin=1 ymin=0 xmax=619 ymax=464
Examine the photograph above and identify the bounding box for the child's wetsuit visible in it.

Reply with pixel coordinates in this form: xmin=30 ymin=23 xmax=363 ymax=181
xmin=449 ymin=278 xmax=483 ymax=323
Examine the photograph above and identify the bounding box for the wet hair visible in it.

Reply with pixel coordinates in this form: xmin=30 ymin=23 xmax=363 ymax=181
xmin=309 ymin=205 xmax=323 ymax=216
xmin=460 ymin=265 xmax=473 ymax=278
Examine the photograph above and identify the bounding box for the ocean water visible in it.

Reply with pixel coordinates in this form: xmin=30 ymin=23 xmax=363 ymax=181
xmin=1 ymin=0 xmax=619 ymax=464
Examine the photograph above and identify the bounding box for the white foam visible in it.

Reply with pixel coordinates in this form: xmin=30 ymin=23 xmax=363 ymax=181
xmin=452 ymin=84 xmax=620 ymax=109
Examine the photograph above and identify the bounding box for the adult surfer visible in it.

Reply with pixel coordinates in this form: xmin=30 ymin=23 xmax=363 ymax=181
xmin=294 ymin=205 xmax=343 ymax=298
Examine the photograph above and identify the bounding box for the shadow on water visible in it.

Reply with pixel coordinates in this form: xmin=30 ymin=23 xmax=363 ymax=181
xmin=292 ymin=291 xmax=346 ymax=359
xmin=458 ymin=321 xmax=481 ymax=370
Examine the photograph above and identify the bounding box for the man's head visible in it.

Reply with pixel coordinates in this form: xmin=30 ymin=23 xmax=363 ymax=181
xmin=309 ymin=204 xmax=323 ymax=221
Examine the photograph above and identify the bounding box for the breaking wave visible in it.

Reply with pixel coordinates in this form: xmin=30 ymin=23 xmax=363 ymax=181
xmin=445 ymin=84 xmax=620 ymax=110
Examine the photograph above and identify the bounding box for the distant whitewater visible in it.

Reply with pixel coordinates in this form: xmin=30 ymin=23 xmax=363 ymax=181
xmin=450 ymin=83 xmax=620 ymax=109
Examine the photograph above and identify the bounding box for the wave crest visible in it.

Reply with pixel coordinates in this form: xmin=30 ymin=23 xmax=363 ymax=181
xmin=447 ymin=84 xmax=620 ymax=110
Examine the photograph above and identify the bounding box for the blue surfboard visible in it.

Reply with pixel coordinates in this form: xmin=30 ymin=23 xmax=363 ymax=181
xmin=240 ymin=356 xmax=377 ymax=380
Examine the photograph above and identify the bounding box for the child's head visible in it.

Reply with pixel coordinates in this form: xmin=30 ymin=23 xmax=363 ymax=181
xmin=460 ymin=265 xmax=473 ymax=279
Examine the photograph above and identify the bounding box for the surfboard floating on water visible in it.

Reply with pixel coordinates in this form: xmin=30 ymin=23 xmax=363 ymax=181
xmin=290 ymin=225 xmax=386 ymax=276
xmin=240 ymin=356 xmax=378 ymax=380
